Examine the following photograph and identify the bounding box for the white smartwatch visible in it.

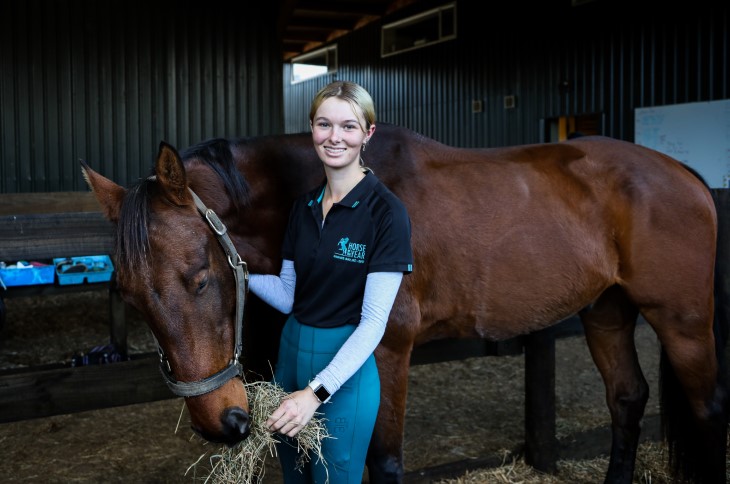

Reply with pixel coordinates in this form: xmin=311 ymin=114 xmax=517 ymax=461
xmin=308 ymin=380 xmax=331 ymax=403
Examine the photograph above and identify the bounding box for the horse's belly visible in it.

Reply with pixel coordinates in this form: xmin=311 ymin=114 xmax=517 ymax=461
xmin=419 ymin=238 xmax=615 ymax=341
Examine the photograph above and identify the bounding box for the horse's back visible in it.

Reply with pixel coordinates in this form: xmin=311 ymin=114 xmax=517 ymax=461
xmin=386 ymin=131 xmax=714 ymax=246
xmin=377 ymin=129 xmax=716 ymax=341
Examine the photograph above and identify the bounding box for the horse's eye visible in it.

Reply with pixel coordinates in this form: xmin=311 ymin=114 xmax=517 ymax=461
xmin=197 ymin=277 xmax=208 ymax=293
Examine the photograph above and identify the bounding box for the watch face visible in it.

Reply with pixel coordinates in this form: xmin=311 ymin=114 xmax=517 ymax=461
xmin=315 ymin=385 xmax=330 ymax=402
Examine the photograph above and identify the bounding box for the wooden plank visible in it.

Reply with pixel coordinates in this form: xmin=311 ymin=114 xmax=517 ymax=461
xmin=0 ymin=280 xmax=111 ymax=299
xmin=410 ymin=337 xmax=524 ymax=366
xmin=0 ymin=354 xmax=174 ymax=423
xmin=0 ymin=192 xmax=101 ymax=215
xmin=403 ymin=455 xmax=509 ymax=483
xmin=0 ymin=212 xmax=114 ymax=261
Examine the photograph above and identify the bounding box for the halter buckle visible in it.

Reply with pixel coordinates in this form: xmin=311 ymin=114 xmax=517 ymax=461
xmin=205 ymin=209 xmax=227 ymax=236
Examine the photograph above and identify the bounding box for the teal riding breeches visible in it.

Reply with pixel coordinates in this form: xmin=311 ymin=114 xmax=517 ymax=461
xmin=273 ymin=314 xmax=380 ymax=484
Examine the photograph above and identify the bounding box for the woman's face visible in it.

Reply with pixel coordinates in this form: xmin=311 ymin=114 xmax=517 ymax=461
xmin=311 ymin=97 xmax=374 ymax=170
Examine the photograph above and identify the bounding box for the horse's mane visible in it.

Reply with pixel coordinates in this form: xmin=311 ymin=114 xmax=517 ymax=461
xmin=181 ymin=138 xmax=251 ymax=212
xmin=116 ymin=176 xmax=155 ymax=276
xmin=116 ymin=138 xmax=250 ymax=276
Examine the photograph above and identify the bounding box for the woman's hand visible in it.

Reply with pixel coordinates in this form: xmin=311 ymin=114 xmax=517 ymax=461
xmin=265 ymin=387 xmax=321 ymax=437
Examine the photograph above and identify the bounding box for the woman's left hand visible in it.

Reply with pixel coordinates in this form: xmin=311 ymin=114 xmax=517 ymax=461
xmin=265 ymin=387 xmax=321 ymax=437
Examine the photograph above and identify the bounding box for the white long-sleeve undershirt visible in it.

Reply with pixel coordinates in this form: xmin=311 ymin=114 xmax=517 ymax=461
xmin=248 ymin=260 xmax=296 ymax=314
xmin=248 ymin=260 xmax=403 ymax=396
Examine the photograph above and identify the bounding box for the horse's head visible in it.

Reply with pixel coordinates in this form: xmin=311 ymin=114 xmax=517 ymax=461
xmin=81 ymin=142 xmax=251 ymax=446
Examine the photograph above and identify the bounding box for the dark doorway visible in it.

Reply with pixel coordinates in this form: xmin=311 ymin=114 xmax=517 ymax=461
xmin=541 ymin=113 xmax=604 ymax=142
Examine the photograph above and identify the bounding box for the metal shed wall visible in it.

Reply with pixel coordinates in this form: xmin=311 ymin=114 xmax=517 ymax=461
xmin=283 ymin=1 xmax=729 ymax=148
xmin=0 ymin=0 xmax=283 ymax=194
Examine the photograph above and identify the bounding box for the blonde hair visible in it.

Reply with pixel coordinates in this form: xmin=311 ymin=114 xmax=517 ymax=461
xmin=309 ymin=81 xmax=376 ymax=132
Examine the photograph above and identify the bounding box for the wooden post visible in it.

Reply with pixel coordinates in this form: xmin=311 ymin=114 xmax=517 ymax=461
xmin=524 ymin=327 xmax=558 ymax=472
xmin=109 ymin=276 xmax=128 ymax=357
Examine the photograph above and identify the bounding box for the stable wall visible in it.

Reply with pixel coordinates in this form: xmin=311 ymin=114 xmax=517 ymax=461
xmin=283 ymin=0 xmax=729 ymax=149
xmin=0 ymin=0 xmax=283 ymax=194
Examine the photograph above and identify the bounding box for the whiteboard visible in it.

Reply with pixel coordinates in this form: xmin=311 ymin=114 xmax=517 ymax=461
xmin=634 ymin=99 xmax=730 ymax=188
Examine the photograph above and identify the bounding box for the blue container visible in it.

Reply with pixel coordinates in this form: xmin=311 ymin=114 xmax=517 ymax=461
xmin=0 ymin=261 xmax=55 ymax=287
xmin=53 ymin=255 xmax=114 ymax=285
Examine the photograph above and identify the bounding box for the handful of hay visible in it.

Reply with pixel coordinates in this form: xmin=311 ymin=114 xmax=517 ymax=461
xmin=186 ymin=380 xmax=330 ymax=484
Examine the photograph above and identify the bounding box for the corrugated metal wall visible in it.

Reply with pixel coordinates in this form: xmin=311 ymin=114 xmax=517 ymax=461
xmin=3 ymin=1 xmax=727 ymax=193
xmin=284 ymin=1 xmax=729 ymax=149
xmin=0 ymin=0 xmax=283 ymax=194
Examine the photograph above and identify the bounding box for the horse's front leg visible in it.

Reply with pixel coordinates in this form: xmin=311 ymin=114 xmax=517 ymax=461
xmin=366 ymin=343 xmax=413 ymax=483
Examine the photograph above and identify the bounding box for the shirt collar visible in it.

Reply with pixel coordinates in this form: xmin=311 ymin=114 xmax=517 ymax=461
xmin=312 ymin=169 xmax=376 ymax=209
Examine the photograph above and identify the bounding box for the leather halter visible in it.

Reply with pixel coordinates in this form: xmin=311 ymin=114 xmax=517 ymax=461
xmin=157 ymin=188 xmax=249 ymax=397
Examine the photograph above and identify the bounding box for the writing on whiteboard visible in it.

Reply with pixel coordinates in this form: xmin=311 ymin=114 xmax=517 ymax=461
xmin=635 ymin=99 xmax=730 ymax=188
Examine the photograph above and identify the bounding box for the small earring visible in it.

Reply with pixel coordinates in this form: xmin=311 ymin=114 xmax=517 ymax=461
xmin=362 ymin=142 xmax=367 ymax=152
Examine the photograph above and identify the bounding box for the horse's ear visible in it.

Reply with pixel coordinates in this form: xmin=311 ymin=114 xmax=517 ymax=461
xmin=81 ymin=160 xmax=126 ymax=223
xmin=155 ymin=141 xmax=192 ymax=206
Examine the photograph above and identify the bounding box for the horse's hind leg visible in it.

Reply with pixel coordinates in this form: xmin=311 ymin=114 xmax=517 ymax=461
xmin=580 ymin=285 xmax=648 ymax=484
xmin=644 ymin=304 xmax=727 ymax=484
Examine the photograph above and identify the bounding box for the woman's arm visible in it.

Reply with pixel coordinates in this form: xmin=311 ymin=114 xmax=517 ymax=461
xmin=309 ymin=271 xmax=403 ymax=396
xmin=248 ymin=259 xmax=296 ymax=314
xmin=266 ymin=271 xmax=403 ymax=437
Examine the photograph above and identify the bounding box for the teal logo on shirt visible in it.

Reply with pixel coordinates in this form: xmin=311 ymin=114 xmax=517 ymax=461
xmin=334 ymin=237 xmax=366 ymax=264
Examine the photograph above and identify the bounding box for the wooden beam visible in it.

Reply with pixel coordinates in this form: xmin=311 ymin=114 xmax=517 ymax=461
xmin=0 ymin=354 xmax=173 ymax=423
xmin=0 ymin=212 xmax=114 ymax=261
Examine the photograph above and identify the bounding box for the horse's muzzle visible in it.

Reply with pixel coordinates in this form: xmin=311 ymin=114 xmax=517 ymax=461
xmin=221 ymin=407 xmax=251 ymax=446
xmin=194 ymin=406 xmax=251 ymax=446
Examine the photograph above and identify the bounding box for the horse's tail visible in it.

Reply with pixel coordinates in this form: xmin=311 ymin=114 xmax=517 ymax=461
xmin=659 ymin=185 xmax=729 ymax=484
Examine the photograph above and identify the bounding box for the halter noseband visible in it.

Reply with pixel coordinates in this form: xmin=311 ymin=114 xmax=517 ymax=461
xmin=157 ymin=188 xmax=249 ymax=397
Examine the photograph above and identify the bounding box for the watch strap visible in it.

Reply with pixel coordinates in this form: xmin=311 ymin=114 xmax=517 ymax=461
xmin=308 ymin=380 xmax=331 ymax=403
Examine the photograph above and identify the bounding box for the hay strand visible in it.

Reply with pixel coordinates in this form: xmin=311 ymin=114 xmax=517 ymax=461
xmin=186 ymin=380 xmax=330 ymax=484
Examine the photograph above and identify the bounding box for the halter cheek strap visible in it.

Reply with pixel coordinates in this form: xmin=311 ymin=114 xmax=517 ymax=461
xmin=157 ymin=188 xmax=249 ymax=398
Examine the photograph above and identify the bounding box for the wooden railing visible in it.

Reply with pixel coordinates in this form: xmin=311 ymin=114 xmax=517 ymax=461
xmin=0 ymin=192 xmax=173 ymax=421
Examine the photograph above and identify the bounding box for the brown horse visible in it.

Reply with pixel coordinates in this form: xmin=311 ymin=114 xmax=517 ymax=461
xmin=81 ymin=123 xmax=727 ymax=483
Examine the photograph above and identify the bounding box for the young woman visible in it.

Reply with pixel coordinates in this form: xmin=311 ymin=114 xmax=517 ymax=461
xmin=248 ymin=80 xmax=413 ymax=483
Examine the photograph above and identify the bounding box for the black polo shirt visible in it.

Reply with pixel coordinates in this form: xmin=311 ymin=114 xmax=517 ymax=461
xmin=281 ymin=170 xmax=413 ymax=328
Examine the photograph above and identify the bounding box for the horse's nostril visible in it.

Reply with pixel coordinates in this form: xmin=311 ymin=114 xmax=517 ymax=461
xmin=222 ymin=407 xmax=251 ymax=443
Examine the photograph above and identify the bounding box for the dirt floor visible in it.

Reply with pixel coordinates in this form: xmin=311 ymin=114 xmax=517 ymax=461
xmin=0 ymin=291 xmax=699 ymax=483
